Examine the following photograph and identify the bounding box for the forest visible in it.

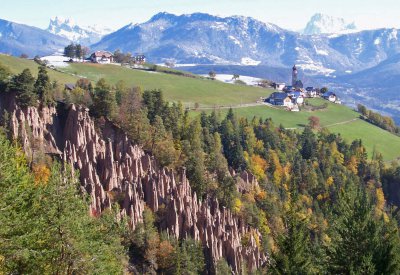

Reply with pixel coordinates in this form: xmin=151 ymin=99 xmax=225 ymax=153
xmin=1 ymin=63 xmax=400 ymax=274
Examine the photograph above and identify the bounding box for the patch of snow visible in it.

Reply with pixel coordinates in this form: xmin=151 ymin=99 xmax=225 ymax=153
xmin=201 ymin=74 xmax=262 ymax=86
xmin=241 ymin=57 xmax=261 ymax=66
xmin=171 ymin=64 xmax=201 ymax=67
xmin=295 ymin=47 xmax=300 ymax=51
xmin=297 ymin=61 xmax=336 ymax=76
xmin=314 ymin=46 xmax=329 ymax=56
xmin=389 ymin=29 xmax=398 ymax=40
xmin=345 ymin=70 xmax=352 ymax=74
xmin=210 ymin=22 xmax=228 ymax=31
xmin=228 ymin=35 xmax=242 ymax=47
xmin=41 ymin=55 xmax=70 ymax=68
xmin=374 ymin=38 xmax=381 ymax=45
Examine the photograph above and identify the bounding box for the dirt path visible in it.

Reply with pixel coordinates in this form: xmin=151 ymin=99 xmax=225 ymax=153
xmin=324 ymin=118 xmax=359 ymax=128
xmin=192 ymin=102 xmax=265 ymax=110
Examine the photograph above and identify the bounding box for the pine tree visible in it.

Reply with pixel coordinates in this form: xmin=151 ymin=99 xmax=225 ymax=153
xmin=91 ymin=78 xmax=117 ymax=118
xmin=7 ymin=68 xmax=37 ymax=107
xmin=327 ymin=181 xmax=392 ymax=274
xmin=34 ymin=66 xmax=54 ymax=106
xmin=0 ymin=133 xmax=125 ymax=274
xmin=184 ymin=118 xmax=207 ymax=198
xmin=271 ymin=207 xmax=314 ymax=275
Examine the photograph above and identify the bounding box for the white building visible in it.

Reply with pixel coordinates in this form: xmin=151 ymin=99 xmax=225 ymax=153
xmin=90 ymin=51 xmax=113 ymax=64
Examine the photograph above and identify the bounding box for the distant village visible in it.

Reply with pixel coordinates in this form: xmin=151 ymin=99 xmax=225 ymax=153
xmin=265 ymin=65 xmax=341 ymax=111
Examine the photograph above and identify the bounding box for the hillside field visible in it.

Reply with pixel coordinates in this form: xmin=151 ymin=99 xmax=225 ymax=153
xmin=1 ymin=55 xmax=399 ymax=161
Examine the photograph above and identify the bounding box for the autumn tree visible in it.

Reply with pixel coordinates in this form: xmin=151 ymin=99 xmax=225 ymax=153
xmin=128 ymin=207 xmax=160 ymax=273
xmin=308 ymin=116 xmax=320 ymax=130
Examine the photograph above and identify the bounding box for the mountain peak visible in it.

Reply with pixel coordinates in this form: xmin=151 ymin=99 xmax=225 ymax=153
xmin=46 ymin=16 xmax=112 ymax=44
xmin=303 ymin=13 xmax=357 ymax=35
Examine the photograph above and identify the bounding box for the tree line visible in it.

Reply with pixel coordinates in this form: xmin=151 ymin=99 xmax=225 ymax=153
xmin=64 ymin=43 xmax=90 ymax=60
xmin=358 ymin=104 xmax=400 ymax=135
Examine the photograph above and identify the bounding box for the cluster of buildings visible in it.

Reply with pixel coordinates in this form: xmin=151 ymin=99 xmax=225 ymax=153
xmin=266 ymin=65 xmax=340 ymax=111
xmin=88 ymin=51 xmax=146 ymax=65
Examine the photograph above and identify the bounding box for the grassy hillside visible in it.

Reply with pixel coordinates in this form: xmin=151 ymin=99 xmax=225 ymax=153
xmin=1 ymin=55 xmax=399 ymax=161
xmin=193 ymin=100 xmax=400 ymax=161
xmin=0 ymin=55 xmax=77 ymax=84
xmin=61 ymin=63 xmax=270 ymax=107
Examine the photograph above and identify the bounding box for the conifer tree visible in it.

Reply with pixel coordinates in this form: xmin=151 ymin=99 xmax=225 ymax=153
xmin=7 ymin=68 xmax=37 ymax=107
xmin=34 ymin=66 xmax=53 ymax=106
xmin=271 ymin=204 xmax=314 ymax=274
xmin=0 ymin=133 xmax=125 ymax=274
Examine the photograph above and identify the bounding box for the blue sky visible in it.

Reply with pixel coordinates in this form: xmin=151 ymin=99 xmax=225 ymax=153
xmin=1 ymin=0 xmax=399 ymax=31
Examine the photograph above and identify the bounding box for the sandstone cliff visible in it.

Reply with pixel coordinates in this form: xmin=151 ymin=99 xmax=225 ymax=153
xmin=0 ymin=98 xmax=268 ymax=273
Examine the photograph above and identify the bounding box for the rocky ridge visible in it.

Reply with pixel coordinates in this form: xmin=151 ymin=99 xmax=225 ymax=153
xmin=0 ymin=97 xmax=268 ymax=273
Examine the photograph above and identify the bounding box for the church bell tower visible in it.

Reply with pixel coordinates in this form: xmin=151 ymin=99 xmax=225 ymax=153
xmin=292 ymin=65 xmax=298 ymax=87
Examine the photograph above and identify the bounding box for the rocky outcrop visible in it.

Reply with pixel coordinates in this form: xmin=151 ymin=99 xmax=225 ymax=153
xmin=3 ymin=100 xmax=269 ymax=273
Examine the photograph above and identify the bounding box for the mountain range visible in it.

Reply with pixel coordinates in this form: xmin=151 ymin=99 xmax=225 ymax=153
xmin=92 ymin=12 xmax=400 ymax=77
xmin=0 ymin=18 xmax=69 ymax=57
xmin=0 ymin=12 xmax=399 ymax=122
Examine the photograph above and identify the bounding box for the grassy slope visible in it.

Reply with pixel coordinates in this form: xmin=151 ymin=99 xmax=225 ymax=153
xmin=0 ymin=55 xmax=77 ymax=84
xmin=193 ymin=99 xmax=400 ymax=161
xmin=1 ymin=55 xmax=399 ymax=161
xmin=62 ymin=63 xmax=270 ymax=107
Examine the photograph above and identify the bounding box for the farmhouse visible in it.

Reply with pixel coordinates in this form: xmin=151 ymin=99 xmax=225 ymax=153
xmin=90 ymin=51 xmax=113 ymax=64
xmin=134 ymin=54 xmax=146 ymax=64
xmin=288 ymin=91 xmax=304 ymax=104
xmin=322 ymin=91 xmax=337 ymax=102
xmin=268 ymin=92 xmax=293 ymax=108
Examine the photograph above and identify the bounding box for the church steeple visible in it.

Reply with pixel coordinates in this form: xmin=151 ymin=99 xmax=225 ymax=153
xmin=292 ymin=65 xmax=298 ymax=86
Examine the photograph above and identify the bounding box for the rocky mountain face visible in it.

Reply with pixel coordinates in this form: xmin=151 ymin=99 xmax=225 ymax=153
xmin=47 ymin=17 xmax=111 ymax=45
xmin=0 ymin=95 xmax=268 ymax=273
xmin=92 ymin=12 xmax=400 ymax=76
xmin=303 ymin=13 xmax=357 ymax=35
xmin=0 ymin=18 xmax=69 ymax=57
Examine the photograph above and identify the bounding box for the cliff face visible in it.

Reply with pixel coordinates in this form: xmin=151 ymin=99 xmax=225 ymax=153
xmin=2 ymin=100 xmax=268 ymax=273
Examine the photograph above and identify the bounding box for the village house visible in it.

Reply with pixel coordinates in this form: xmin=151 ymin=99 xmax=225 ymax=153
xmin=305 ymin=87 xmax=318 ymax=98
xmin=267 ymin=92 xmax=294 ymax=108
xmin=90 ymin=51 xmax=113 ymax=64
xmin=288 ymin=91 xmax=305 ymax=105
xmin=322 ymin=91 xmax=337 ymax=102
xmin=133 ymin=54 xmax=146 ymax=64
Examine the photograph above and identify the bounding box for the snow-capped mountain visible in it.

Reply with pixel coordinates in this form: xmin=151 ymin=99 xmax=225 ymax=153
xmin=303 ymin=13 xmax=357 ymax=35
xmin=93 ymin=12 xmax=400 ymax=76
xmin=47 ymin=17 xmax=112 ymax=45
xmin=0 ymin=18 xmax=69 ymax=57
xmin=92 ymin=12 xmax=289 ymax=66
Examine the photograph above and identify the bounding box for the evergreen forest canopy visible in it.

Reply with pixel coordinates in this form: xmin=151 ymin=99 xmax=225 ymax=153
xmin=1 ymin=61 xmax=400 ymax=274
